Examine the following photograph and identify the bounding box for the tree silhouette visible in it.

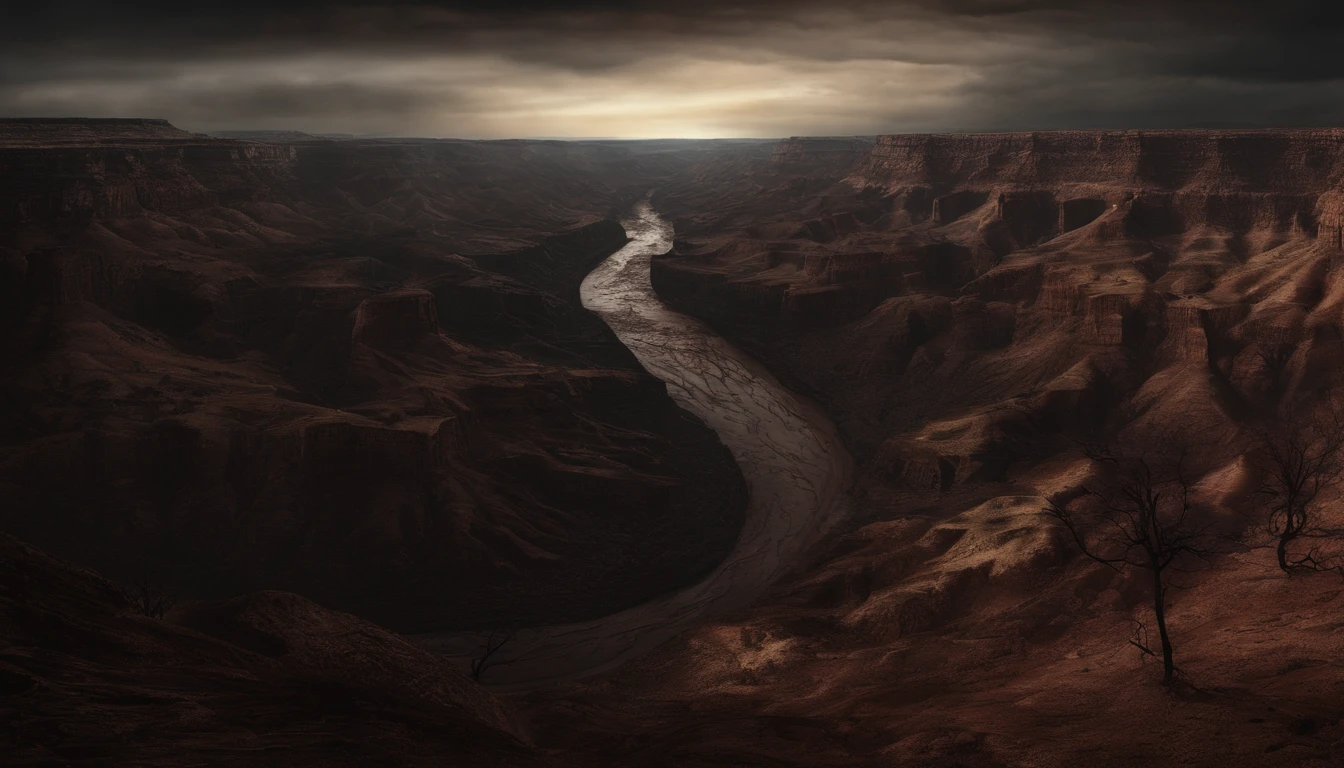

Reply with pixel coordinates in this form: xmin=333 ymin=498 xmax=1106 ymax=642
xmin=121 ymin=581 xmax=177 ymax=619
xmin=1251 ymin=398 xmax=1344 ymax=574
xmin=469 ymin=628 xmax=518 ymax=683
xmin=1045 ymin=438 xmax=1219 ymax=685
xmin=1256 ymin=342 xmax=1296 ymax=398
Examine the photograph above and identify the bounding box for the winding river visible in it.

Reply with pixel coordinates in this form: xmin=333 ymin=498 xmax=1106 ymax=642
xmin=416 ymin=201 xmax=851 ymax=690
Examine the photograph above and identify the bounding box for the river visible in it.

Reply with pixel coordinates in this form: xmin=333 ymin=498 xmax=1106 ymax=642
xmin=415 ymin=201 xmax=851 ymax=690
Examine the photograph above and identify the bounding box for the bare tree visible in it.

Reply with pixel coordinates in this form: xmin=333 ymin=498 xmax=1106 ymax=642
xmin=1044 ymin=439 xmax=1219 ymax=685
xmin=122 ymin=581 xmax=177 ymax=619
xmin=469 ymin=628 xmax=518 ymax=683
xmin=1256 ymin=342 xmax=1296 ymax=398
xmin=1251 ymin=398 xmax=1344 ymax=574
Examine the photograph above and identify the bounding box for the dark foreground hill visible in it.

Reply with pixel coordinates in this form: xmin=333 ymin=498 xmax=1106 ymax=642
xmin=0 ymin=533 xmax=542 ymax=767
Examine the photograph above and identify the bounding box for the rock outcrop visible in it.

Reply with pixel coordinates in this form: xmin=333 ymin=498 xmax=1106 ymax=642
xmin=351 ymin=289 xmax=439 ymax=348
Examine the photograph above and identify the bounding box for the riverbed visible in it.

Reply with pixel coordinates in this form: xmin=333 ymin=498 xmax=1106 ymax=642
xmin=415 ymin=201 xmax=851 ymax=690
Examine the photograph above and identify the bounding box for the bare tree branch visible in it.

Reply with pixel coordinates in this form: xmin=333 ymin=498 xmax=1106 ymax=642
xmin=1250 ymin=395 xmax=1344 ymax=575
xmin=122 ymin=581 xmax=177 ymax=619
xmin=469 ymin=627 xmax=519 ymax=683
xmin=1256 ymin=342 xmax=1296 ymax=398
xmin=1043 ymin=429 xmax=1221 ymax=686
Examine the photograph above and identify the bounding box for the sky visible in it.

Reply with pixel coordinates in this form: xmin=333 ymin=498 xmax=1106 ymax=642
xmin=3 ymin=1 xmax=1344 ymax=138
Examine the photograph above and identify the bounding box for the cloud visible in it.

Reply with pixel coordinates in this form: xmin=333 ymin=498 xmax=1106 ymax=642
xmin=4 ymin=1 xmax=1344 ymax=136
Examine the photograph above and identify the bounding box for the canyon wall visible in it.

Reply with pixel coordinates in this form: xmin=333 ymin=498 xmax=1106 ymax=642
xmin=651 ymin=130 xmax=1344 ymax=466
xmin=770 ymin=136 xmax=874 ymax=167
xmin=0 ymin=120 xmax=747 ymax=632
xmin=0 ymin=141 xmax=297 ymax=233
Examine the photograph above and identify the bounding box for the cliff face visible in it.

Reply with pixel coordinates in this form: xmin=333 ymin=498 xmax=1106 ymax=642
xmin=0 ymin=117 xmax=202 ymax=143
xmin=0 ymin=121 xmax=746 ymax=633
xmin=848 ymin=130 xmax=1344 ymax=245
xmin=0 ymin=142 xmax=297 ymax=233
xmin=855 ymin=130 xmax=1344 ymax=189
xmin=651 ymin=129 xmax=1344 ymax=470
xmin=0 ymin=137 xmax=648 ymax=249
xmin=469 ymin=218 xmax=631 ymax=299
xmin=770 ymin=136 xmax=874 ymax=168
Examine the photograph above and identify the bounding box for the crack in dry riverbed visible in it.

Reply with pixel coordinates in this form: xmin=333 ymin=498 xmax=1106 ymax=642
xmin=415 ymin=201 xmax=852 ymax=690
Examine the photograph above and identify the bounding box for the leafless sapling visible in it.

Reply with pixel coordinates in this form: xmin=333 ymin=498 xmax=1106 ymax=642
xmin=1256 ymin=342 xmax=1296 ymax=398
xmin=122 ymin=581 xmax=177 ymax=619
xmin=469 ymin=627 xmax=518 ymax=683
xmin=1044 ymin=439 xmax=1219 ymax=686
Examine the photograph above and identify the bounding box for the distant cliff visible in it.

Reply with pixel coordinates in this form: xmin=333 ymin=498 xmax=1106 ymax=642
xmin=849 ymin=130 xmax=1344 ymax=244
xmin=649 ymin=128 xmax=1344 ymax=471
xmin=0 ymin=117 xmax=202 ymax=144
xmin=770 ymin=136 xmax=874 ymax=167
xmin=0 ymin=141 xmax=296 ymax=232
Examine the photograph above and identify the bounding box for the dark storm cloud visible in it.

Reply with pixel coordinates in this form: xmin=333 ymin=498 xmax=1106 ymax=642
xmin=7 ymin=1 xmax=1335 ymax=62
xmin=4 ymin=1 xmax=1344 ymax=136
xmin=169 ymin=82 xmax=441 ymax=121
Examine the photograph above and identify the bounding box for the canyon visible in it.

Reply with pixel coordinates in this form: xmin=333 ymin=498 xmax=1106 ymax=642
xmin=7 ymin=120 xmax=1344 ymax=766
xmin=414 ymin=201 xmax=850 ymax=689
xmin=0 ymin=118 xmax=752 ymax=632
